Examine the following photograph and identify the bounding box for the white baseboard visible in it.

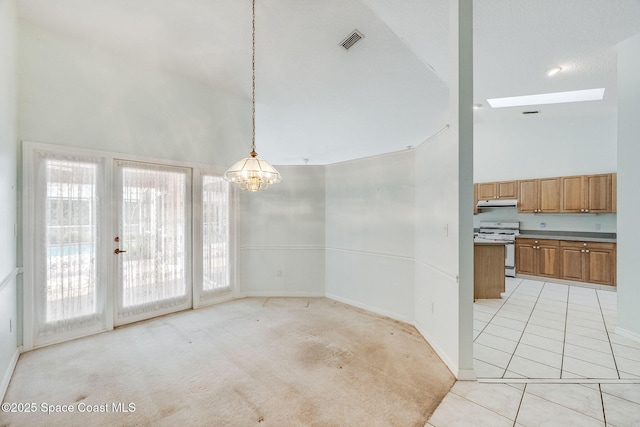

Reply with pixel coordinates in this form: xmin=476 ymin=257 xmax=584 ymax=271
xmin=414 ymin=320 xmax=476 ymax=381
xmin=614 ymin=326 xmax=640 ymax=344
xmin=1 ymin=347 xmax=21 ymax=402
xmin=240 ymin=292 xmax=326 ymax=298
xmin=325 ymin=294 xmax=412 ymax=325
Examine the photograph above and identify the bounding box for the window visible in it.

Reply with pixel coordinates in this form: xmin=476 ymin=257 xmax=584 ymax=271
xmin=201 ymin=175 xmax=231 ymax=297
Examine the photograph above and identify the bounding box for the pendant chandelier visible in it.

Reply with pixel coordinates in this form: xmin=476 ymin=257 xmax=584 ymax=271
xmin=224 ymin=0 xmax=282 ymax=191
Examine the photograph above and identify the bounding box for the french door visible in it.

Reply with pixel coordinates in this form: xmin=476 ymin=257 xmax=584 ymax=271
xmin=113 ymin=161 xmax=192 ymax=326
xmin=24 ymin=143 xmax=233 ymax=349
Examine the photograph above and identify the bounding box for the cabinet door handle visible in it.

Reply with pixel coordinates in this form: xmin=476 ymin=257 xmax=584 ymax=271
xmin=585 ymin=209 xmax=589 ymax=212
xmin=581 ymin=250 xmax=585 ymax=253
xmin=585 ymin=250 xmax=590 ymax=253
xmin=581 ymin=209 xmax=585 ymax=212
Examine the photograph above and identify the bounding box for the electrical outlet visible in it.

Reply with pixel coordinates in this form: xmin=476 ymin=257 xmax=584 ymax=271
xmin=276 ymin=269 xmax=282 ymax=278
xmin=540 ymin=222 xmax=546 ymax=228
xmin=443 ymin=224 xmax=449 ymax=237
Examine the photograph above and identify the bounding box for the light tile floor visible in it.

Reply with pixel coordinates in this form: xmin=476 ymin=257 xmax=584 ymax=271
xmin=428 ymin=278 xmax=640 ymax=426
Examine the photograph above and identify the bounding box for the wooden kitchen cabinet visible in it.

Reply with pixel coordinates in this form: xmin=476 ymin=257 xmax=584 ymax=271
xmin=560 ymin=240 xmax=616 ymax=286
xmin=561 ymin=174 xmax=613 ymax=213
xmin=474 ymin=183 xmax=479 ymax=214
xmin=516 ymin=238 xmax=559 ymax=278
xmin=477 ymin=182 xmax=497 ymax=200
xmin=517 ymin=178 xmax=561 ymax=213
xmin=477 ymin=181 xmax=517 ymax=201
xmin=612 ymin=173 xmax=617 ymax=213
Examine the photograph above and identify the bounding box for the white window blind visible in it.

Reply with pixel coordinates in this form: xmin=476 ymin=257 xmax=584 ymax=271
xmin=34 ymin=154 xmax=104 ymax=337
xmin=201 ymin=175 xmax=231 ymax=297
xmin=116 ymin=162 xmax=191 ymax=319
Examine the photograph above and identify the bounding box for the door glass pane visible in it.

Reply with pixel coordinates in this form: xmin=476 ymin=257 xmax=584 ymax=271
xmin=202 ymin=175 xmax=230 ymax=296
xmin=35 ymin=155 xmax=103 ymax=337
xmin=117 ymin=162 xmax=191 ymax=320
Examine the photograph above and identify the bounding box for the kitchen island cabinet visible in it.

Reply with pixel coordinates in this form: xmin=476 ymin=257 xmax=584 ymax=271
xmin=474 ymin=243 xmax=506 ymax=299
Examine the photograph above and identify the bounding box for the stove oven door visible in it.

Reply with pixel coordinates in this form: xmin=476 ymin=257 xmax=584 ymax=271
xmin=505 ymin=243 xmax=515 ymax=277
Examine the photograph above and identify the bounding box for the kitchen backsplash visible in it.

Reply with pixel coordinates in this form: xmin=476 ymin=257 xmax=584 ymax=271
xmin=473 ymin=207 xmax=616 ymax=233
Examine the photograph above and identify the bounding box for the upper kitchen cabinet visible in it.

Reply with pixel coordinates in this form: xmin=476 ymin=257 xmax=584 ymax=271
xmin=517 ymin=177 xmax=561 ymax=213
xmin=561 ymin=173 xmax=613 ymax=213
xmin=477 ymin=180 xmax=517 ymax=200
xmin=612 ymin=173 xmax=617 ymax=213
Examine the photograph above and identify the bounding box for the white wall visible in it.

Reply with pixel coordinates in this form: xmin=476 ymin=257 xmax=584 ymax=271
xmin=0 ymin=0 xmax=19 ymax=400
xmin=325 ymin=151 xmax=415 ymax=322
xmin=413 ymin=0 xmax=474 ymax=380
xmin=474 ymin=115 xmax=617 ymax=182
xmin=616 ymin=33 xmax=640 ymax=340
xmin=18 ymin=20 xmax=247 ymax=167
xmin=414 ymin=130 xmax=464 ymax=371
xmin=238 ymin=166 xmax=325 ymax=296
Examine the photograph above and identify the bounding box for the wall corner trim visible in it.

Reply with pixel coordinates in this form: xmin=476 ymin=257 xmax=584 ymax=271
xmin=0 ymin=267 xmax=20 ymax=293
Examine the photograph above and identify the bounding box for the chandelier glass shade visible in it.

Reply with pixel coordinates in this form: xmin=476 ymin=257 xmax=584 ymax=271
xmin=224 ymin=0 xmax=281 ymax=191
xmin=224 ymin=150 xmax=282 ymax=192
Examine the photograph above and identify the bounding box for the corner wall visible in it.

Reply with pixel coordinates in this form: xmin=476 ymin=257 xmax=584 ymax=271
xmin=0 ymin=0 xmax=19 ymax=401
xmin=413 ymin=130 xmax=463 ymax=371
xmin=238 ymin=166 xmax=326 ymax=297
xmin=325 ymin=151 xmax=415 ymax=322
xmin=616 ymin=33 xmax=640 ymax=340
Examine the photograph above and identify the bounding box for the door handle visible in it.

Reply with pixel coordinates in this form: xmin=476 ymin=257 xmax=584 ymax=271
xmin=114 ymin=248 xmax=127 ymax=254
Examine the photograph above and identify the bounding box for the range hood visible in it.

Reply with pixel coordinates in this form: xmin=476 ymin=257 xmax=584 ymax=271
xmin=477 ymin=199 xmax=518 ymax=208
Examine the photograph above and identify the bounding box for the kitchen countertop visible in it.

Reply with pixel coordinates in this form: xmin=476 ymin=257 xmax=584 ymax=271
xmin=517 ymin=230 xmax=616 ymax=243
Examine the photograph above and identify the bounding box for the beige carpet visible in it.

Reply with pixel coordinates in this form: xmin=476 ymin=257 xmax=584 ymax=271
xmin=1 ymin=298 xmax=454 ymax=426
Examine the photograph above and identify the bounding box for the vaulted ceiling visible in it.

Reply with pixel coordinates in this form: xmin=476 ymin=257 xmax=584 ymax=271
xmin=17 ymin=0 xmax=640 ymax=164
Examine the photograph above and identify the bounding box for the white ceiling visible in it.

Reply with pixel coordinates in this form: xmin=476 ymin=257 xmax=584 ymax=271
xmin=17 ymin=0 xmax=640 ymax=165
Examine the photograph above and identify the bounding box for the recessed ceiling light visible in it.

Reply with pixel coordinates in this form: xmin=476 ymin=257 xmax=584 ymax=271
xmin=487 ymin=88 xmax=605 ymax=109
xmin=547 ymin=66 xmax=563 ymax=76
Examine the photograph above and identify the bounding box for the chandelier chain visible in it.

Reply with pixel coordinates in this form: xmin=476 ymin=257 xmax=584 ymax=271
xmin=251 ymin=0 xmax=256 ymax=153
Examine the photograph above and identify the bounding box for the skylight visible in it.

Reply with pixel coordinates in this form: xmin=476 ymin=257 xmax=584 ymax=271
xmin=487 ymin=88 xmax=605 ymax=108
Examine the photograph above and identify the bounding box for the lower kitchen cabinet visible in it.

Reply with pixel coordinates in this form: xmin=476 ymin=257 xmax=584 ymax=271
xmin=560 ymin=241 xmax=616 ymax=286
xmin=515 ymin=238 xmax=559 ymax=278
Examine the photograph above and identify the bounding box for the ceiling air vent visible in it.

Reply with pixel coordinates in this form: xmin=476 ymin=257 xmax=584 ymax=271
xmin=522 ymin=110 xmax=540 ymax=115
xmin=340 ymin=30 xmax=364 ymax=50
